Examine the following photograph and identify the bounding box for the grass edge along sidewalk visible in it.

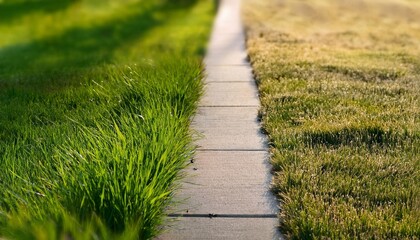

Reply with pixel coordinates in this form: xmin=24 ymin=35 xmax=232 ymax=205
xmin=0 ymin=0 xmax=214 ymax=239
xmin=243 ymin=0 xmax=420 ymax=238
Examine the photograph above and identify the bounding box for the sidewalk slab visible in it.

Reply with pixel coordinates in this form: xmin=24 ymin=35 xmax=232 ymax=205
xmin=207 ymin=33 xmax=246 ymax=52
xmin=200 ymin=82 xmax=259 ymax=107
xmin=204 ymin=50 xmax=248 ymax=66
xmin=216 ymin=3 xmax=241 ymax=23
xmin=192 ymin=107 xmax=266 ymax=150
xmin=159 ymin=218 xmax=279 ymax=240
xmin=211 ymin=25 xmax=243 ymax=35
xmin=205 ymin=66 xmax=253 ymax=82
xmin=172 ymin=151 xmax=277 ymax=215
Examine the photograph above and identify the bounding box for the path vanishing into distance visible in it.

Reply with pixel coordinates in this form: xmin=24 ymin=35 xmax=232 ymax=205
xmin=160 ymin=0 xmax=281 ymax=239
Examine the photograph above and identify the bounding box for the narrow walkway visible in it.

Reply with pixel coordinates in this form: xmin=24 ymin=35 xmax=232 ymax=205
xmin=160 ymin=0 xmax=280 ymax=239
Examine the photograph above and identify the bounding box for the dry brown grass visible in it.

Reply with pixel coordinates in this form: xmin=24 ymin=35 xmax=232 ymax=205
xmin=243 ymin=0 xmax=420 ymax=238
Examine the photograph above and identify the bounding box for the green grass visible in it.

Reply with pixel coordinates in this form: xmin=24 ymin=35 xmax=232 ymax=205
xmin=243 ymin=0 xmax=420 ymax=239
xmin=0 ymin=0 xmax=214 ymax=239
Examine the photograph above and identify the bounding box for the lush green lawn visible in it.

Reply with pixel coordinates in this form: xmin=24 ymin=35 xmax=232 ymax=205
xmin=243 ymin=0 xmax=420 ymax=238
xmin=0 ymin=0 xmax=214 ymax=239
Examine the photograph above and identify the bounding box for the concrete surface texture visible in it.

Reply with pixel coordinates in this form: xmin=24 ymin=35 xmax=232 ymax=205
xmin=158 ymin=0 xmax=281 ymax=239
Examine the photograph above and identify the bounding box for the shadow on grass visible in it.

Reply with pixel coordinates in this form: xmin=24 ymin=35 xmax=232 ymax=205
xmin=0 ymin=0 xmax=203 ymax=144
xmin=302 ymin=126 xmax=418 ymax=148
xmin=0 ymin=0 xmax=76 ymax=24
xmin=0 ymin=0 xmax=200 ymax=91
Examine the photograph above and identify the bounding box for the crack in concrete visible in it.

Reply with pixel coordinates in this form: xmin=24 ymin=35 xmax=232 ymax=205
xmin=168 ymin=213 xmax=277 ymax=219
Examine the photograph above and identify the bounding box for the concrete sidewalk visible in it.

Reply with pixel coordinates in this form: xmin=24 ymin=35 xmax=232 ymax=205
xmin=159 ymin=0 xmax=280 ymax=239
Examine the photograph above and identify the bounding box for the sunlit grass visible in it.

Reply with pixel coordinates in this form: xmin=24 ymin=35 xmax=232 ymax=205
xmin=0 ymin=0 xmax=213 ymax=239
xmin=243 ymin=0 xmax=420 ymax=238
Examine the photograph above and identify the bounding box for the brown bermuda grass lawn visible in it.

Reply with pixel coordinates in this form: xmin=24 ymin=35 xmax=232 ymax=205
xmin=243 ymin=0 xmax=420 ymax=239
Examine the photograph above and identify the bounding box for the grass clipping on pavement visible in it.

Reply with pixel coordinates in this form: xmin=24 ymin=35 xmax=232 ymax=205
xmin=243 ymin=0 xmax=420 ymax=238
xmin=0 ymin=0 xmax=213 ymax=239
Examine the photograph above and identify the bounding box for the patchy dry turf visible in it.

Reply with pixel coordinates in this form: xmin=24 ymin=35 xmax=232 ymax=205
xmin=243 ymin=0 xmax=420 ymax=238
